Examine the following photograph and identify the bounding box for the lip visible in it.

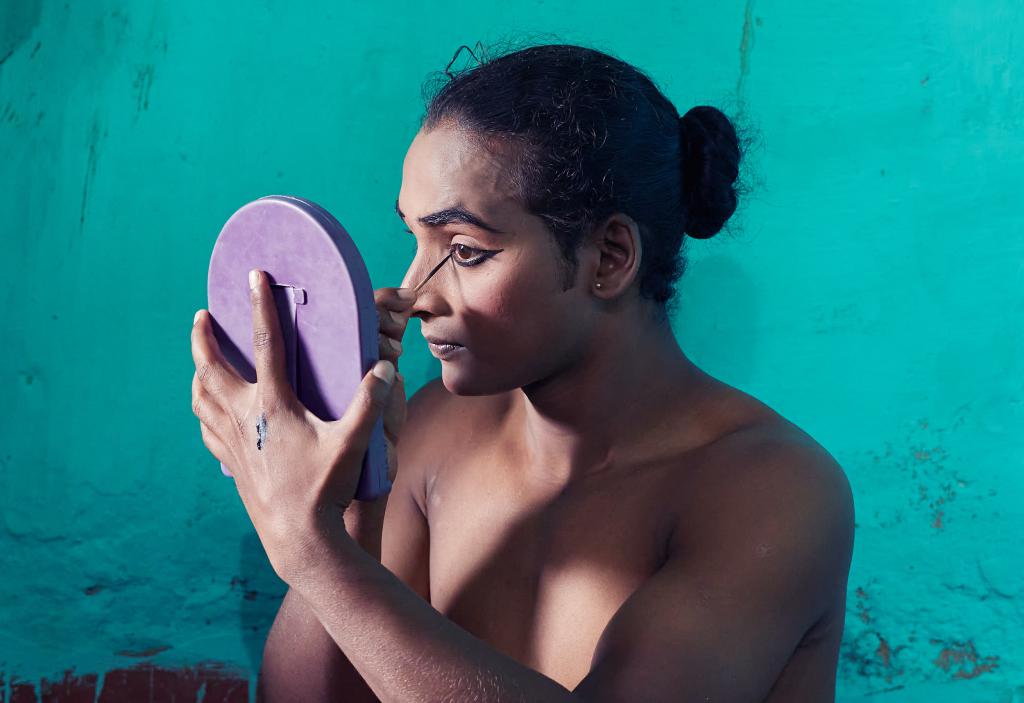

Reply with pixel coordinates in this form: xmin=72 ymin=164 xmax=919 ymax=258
xmin=427 ymin=342 xmax=465 ymax=360
xmin=423 ymin=334 xmax=464 ymax=347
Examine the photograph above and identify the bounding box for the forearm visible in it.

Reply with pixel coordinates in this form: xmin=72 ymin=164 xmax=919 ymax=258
xmin=289 ymin=531 xmax=577 ymax=703
xmin=259 ymin=501 xmax=389 ymax=703
xmin=259 ymin=587 xmax=380 ymax=703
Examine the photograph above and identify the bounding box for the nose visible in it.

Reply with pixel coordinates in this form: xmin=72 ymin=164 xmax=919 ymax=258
xmin=402 ymin=250 xmax=453 ymax=293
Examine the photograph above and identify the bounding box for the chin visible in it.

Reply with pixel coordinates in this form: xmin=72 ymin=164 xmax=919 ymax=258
xmin=439 ymin=360 xmax=524 ymax=397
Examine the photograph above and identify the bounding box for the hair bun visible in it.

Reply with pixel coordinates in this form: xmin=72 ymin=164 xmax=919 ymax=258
xmin=679 ymin=105 xmax=741 ymax=239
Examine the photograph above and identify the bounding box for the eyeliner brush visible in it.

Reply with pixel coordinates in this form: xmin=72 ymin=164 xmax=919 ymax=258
xmin=413 ymin=251 xmax=453 ymax=293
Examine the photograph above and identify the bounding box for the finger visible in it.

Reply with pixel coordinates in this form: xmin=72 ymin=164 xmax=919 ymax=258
xmin=382 ymin=372 xmax=406 ymax=442
xmin=248 ymin=269 xmax=289 ymax=400
xmin=195 ymin=365 xmax=247 ymax=439
xmin=192 ymin=369 xmax=232 ymax=440
xmin=330 ymin=360 xmax=396 ymax=459
xmin=374 ymin=287 xmax=418 ymax=319
xmin=376 ymin=304 xmax=407 ymax=339
xmin=192 ymin=310 xmax=247 ymax=401
xmin=385 ymin=435 xmax=398 ymax=484
xmin=199 ymin=418 xmax=234 ymax=468
xmin=378 ymin=332 xmax=403 ymax=367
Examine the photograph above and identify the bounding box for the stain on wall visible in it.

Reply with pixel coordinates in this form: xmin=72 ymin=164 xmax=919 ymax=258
xmin=0 ymin=663 xmax=249 ymax=702
xmin=0 ymin=1 xmax=42 ymax=67
xmin=1 ymin=1 xmax=1021 ymax=702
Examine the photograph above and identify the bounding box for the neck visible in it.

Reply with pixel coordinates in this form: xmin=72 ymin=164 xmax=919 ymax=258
xmin=510 ymin=302 xmax=705 ymax=489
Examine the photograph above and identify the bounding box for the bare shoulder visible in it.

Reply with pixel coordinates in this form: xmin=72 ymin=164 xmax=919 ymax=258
xmin=394 ymin=377 xmax=451 ymax=508
xmin=713 ymin=414 xmax=853 ymax=525
xmin=576 ymin=394 xmax=854 ymax=701
xmin=672 ymin=391 xmax=856 ymax=624
xmin=684 ymin=380 xmax=854 ymax=523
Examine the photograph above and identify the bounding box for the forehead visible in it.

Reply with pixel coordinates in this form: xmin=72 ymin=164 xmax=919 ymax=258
xmin=398 ymin=126 xmax=521 ymax=221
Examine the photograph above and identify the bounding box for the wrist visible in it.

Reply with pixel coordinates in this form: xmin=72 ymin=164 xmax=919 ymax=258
xmin=285 ymin=523 xmax=362 ymax=594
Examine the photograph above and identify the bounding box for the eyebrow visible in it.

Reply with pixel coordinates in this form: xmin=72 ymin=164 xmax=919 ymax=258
xmin=395 ymin=198 xmax=505 ymax=235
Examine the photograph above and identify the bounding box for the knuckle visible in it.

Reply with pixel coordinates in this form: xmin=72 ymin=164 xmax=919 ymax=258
xmin=380 ymin=310 xmax=404 ymax=335
xmin=257 ymin=389 xmax=282 ymax=415
xmin=197 ymin=362 xmax=224 ymax=393
xmin=339 ymin=392 xmax=372 ymax=436
xmin=356 ymin=386 xmax=377 ymax=414
xmin=378 ymin=333 xmax=402 ymax=354
xmin=377 ymin=287 xmax=410 ymax=310
xmin=252 ymin=327 xmax=273 ymax=351
xmin=199 ymin=424 xmax=217 ymax=450
xmin=233 ymin=413 xmax=247 ymax=438
xmin=197 ymin=362 xmax=213 ymax=384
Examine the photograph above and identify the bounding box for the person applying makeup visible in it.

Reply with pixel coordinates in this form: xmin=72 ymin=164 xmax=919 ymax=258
xmin=202 ymin=43 xmax=854 ymax=703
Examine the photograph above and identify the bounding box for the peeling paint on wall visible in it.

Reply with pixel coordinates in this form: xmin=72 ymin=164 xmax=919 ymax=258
xmin=0 ymin=663 xmax=250 ymax=703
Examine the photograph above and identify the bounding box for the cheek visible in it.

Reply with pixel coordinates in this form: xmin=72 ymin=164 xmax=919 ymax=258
xmin=461 ymin=276 xmax=520 ymax=339
xmin=478 ymin=278 xmax=518 ymax=321
xmin=463 ymin=254 xmax=571 ymax=356
xmin=470 ymin=251 xmax=549 ymax=323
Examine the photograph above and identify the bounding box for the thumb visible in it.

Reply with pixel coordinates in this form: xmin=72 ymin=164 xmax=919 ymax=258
xmin=332 ymin=360 xmax=395 ymax=454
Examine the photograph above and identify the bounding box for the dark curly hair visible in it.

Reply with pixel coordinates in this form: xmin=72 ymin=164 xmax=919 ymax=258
xmin=418 ymin=40 xmax=753 ymax=319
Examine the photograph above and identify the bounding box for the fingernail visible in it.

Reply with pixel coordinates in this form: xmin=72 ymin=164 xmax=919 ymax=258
xmin=249 ymin=269 xmax=259 ymax=289
xmin=194 ymin=310 xmax=202 ymax=325
xmin=372 ymin=360 xmax=396 ymax=384
xmin=396 ymin=288 xmax=416 ymax=300
xmin=387 ymin=309 xmax=401 ymax=325
xmin=389 ymin=337 xmax=403 ymax=354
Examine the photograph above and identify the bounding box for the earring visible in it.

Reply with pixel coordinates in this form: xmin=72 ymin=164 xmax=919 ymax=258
xmin=595 ymin=282 xmax=603 ymax=289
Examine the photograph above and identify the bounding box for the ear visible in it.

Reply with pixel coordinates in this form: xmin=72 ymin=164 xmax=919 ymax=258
xmin=589 ymin=212 xmax=643 ymax=296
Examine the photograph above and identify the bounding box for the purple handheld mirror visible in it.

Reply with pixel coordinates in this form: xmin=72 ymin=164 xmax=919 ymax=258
xmin=206 ymin=195 xmax=391 ymax=501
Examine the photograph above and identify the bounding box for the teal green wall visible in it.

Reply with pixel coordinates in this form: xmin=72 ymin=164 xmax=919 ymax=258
xmin=2 ymin=1 xmax=1022 ymax=701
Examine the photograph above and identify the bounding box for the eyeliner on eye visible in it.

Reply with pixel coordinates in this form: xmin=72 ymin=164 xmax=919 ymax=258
xmin=450 ymin=243 xmax=503 ymax=267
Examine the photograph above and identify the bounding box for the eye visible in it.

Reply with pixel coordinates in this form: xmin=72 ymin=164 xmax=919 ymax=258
xmin=401 ymin=228 xmax=502 ymax=267
xmin=449 ymin=242 xmax=503 ymax=267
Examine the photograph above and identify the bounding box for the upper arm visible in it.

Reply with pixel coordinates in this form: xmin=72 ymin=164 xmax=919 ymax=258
xmin=573 ymin=445 xmax=855 ymax=703
xmin=380 ymin=377 xmax=448 ymax=603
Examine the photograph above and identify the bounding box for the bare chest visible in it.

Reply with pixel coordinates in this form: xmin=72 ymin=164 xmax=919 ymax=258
xmin=425 ymin=463 xmax=673 ymax=689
